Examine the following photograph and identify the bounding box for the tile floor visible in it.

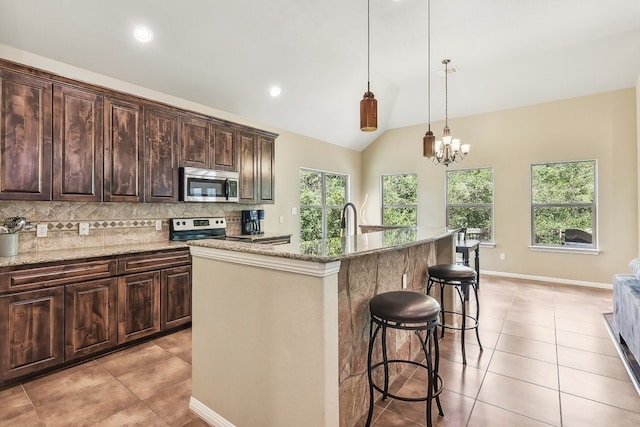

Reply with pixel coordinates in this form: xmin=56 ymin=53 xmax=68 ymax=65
xmin=1 ymin=275 xmax=639 ymax=426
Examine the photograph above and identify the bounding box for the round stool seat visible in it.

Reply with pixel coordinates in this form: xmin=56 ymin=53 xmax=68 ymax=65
xmin=369 ymin=291 xmax=440 ymax=323
xmin=366 ymin=290 xmax=444 ymax=426
xmin=428 ymin=264 xmax=476 ymax=281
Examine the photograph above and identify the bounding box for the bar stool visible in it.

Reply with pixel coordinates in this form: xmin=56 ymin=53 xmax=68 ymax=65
xmin=366 ymin=291 xmax=444 ymax=427
xmin=427 ymin=264 xmax=482 ymax=365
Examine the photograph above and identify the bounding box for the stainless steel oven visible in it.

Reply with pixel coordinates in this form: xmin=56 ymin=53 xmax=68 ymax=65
xmin=179 ymin=167 xmax=239 ymax=203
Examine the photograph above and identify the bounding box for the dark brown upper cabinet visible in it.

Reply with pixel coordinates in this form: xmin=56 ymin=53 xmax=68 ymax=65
xmin=0 ymin=70 xmax=52 ymax=200
xmin=144 ymin=107 xmax=179 ymax=203
xmin=212 ymin=125 xmax=238 ymax=172
xmin=53 ymin=84 xmax=104 ymax=201
xmin=258 ymin=136 xmax=275 ymax=204
xmin=179 ymin=116 xmax=211 ymax=168
xmin=179 ymin=117 xmax=238 ymax=173
xmin=0 ymin=59 xmax=277 ymax=204
xmin=103 ymin=97 xmax=143 ymax=202
xmin=238 ymin=132 xmax=275 ymax=204
xmin=238 ymin=132 xmax=257 ymax=203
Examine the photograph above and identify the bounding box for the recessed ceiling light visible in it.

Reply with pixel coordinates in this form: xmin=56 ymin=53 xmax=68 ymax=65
xmin=270 ymin=86 xmax=282 ymax=97
xmin=134 ymin=25 xmax=154 ymax=43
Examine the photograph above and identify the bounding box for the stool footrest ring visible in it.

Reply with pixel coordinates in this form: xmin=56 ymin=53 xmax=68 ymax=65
xmin=369 ymin=360 xmax=444 ymax=403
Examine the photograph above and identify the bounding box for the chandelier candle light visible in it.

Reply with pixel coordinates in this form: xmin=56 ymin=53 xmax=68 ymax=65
xmin=360 ymin=0 xmax=377 ymax=131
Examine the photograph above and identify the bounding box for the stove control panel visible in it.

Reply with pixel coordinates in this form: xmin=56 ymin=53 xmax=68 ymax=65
xmin=170 ymin=217 xmax=226 ymax=232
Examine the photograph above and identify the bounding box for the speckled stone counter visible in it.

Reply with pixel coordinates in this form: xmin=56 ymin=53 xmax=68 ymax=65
xmin=0 ymin=241 xmax=188 ymax=268
xmin=187 ymin=226 xmax=452 ymax=262
xmin=189 ymin=227 xmax=455 ymax=427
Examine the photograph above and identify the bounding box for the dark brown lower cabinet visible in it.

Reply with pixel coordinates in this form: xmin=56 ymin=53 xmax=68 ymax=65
xmin=0 ymin=287 xmax=64 ymax=380
xmin=161 ymin=265 xmax=192 ymax=330
xmin=117 ymin=271 xmax=161 ymax=344
xmin=0 ymin=248 xmax=191 ymax=386
xmin=65 ymin=278 xmax=117 ymax=360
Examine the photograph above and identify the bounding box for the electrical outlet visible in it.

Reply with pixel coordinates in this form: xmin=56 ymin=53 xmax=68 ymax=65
xmin=279 ymin=215 xmax=284 ymax=224
xmin=291 ymin=207 xmax=298 ymax=215
xmin=402 ymin=273 xmax=407 ymax=289
xmin=79 ymin=222 xmax=90 ymax=236
xmin=155 ymin=219 xmax=162 ymax=231
xmin=36 ymin=223 xmax=48 ymax=238
xmin=500 ymin=253 xmax=506 ymax=261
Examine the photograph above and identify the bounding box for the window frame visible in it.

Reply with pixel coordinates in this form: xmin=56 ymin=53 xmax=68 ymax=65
xmin=299 ymin=167 xmax=350 ymax=243
xmin=445 ymin=167 xmax=495 ymax=243
xmin=529 ymin=159 xmax=598 ymax=252
xmin=380 ymin=173 xmax=418 ymax=226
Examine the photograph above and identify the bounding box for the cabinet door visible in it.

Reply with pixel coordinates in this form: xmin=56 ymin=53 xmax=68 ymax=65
xmin=0 ymin=70 xmax=52 ymax=200
xmin=180 ymin=116 xmax=210 ymax=168
xmin=238 ymin=132 xmax=257 ymax=203
xmin=144 ymin=107 xmax=178 ymax=202
xmin=161 ymin=265 xmax=192 ymax=330
xmin=104 ymin=97 xmax=142 ymax=201
xmin=53 ymin=84 xmax=103 ymax=201
xmin=117 ymin=271 xmax=160 ymax=344
xmin=258 ymin=136 xmax=275 ymax=204
xmin=0 ymin=287 xmax=64 ymax=381
xmin=212 ymin=125 xmax=237 ymax=172
xmin=65 ymin=278 xmax=117 ymax=361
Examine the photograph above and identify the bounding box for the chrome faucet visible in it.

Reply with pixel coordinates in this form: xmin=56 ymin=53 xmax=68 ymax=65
xmin=340 ymin=202 xmax=358 ymax=237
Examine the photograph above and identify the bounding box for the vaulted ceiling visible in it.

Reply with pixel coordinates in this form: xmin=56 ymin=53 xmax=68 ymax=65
xmin=1 ymin=0 xmax=639 ymax=151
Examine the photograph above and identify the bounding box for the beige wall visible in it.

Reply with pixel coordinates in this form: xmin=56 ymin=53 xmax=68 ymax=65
xmin=362 ymin=89 xmax=638 ymax=285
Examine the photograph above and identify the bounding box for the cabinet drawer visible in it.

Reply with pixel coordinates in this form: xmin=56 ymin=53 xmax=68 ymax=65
xmin=0 ymin=259 xmax=116 ymax=294
xmin=117 ymin=249 xmax=190 ymax=275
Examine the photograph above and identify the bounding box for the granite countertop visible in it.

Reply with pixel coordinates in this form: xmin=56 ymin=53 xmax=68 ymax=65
xmin=188 ymin=226 xmax=454 ymax=263
xmin=0 ymin=241 xmax=188 ymax=268
xmin=225 ymin=232 xmax=292 ymax=243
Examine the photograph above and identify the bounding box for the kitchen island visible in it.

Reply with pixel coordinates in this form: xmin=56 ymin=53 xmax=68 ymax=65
xmin=187 ymin=227 xmax=456 ymax=427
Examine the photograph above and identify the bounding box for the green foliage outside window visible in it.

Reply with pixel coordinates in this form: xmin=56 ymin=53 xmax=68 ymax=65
xmin=446 ymin=168 xmax=494 ymax=242
xmin=531 ymin=161 xmax=596 ymax=246
xmin=382 ymin=174 xmax=417 ymax=226
xmin=300 ymin=169 xmax=348 ymax=246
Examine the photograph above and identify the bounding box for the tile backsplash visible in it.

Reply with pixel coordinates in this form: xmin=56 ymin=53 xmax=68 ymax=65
xmin=0 ymin=201 xmax=247 ymax=254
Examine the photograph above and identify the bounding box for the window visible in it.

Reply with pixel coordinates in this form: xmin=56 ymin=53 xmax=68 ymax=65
xmin=446 ymin=168 xmax=494 ymax=242
xmin=299 ymin=168 xmax=348 ymax=246
xmin=381 ymin=174 xmax=417 ymax=226
xmin=531 ymin=160 xmax=596 ymax=248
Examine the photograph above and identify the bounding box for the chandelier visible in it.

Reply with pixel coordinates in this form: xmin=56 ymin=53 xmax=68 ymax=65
xmin=360 ymin=0 xmax=377 ymax=131
xmin=422 ymin=0 xmax=469 ymax=166
xmin=432 ymin=59 xmax=470 ymax=166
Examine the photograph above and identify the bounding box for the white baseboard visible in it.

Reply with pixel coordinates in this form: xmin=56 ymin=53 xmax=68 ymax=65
xmin=189 ymin=396 xmax=235 ymax=427
xmin=481 ymin=270 xmax=612 ymax=290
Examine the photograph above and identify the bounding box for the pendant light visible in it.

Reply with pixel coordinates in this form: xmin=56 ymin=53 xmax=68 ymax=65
xmin=360 ymin=0 xmax=377 ymax=131
xmin=423 ymin=0 xmax=435 ymax=156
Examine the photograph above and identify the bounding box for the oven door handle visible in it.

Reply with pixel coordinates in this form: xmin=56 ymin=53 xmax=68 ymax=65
xmin=224 ymin=178 xmax=230 ymax=200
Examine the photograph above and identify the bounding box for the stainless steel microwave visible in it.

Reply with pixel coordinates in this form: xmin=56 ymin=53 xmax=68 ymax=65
xmin=179 ymin=167 xmax=239 ymax=203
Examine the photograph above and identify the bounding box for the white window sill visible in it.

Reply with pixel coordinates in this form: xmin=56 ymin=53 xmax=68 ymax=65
xmin=480 ymin=242 xmax=496 ymax=248
xmin=528 ymin=245 xmax=600 ymax=255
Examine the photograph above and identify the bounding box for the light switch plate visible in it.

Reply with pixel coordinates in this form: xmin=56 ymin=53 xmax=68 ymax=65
xmin=155 ymin=219 xmax=162 ymax=231
xmin=36 ymin=223 xmax=48 ymax=238
xmin=291 ymin=207 xmax=298 ymax=215
xmin=79 ymin=222 xmax=90 ymax=236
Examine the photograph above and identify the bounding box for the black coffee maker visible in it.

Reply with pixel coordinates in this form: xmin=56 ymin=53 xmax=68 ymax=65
xmin=241 ymin=209 xmax=263 ymax=235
